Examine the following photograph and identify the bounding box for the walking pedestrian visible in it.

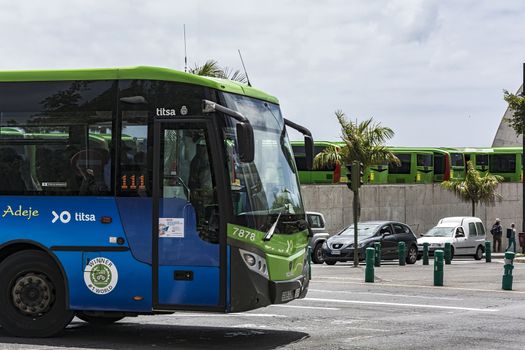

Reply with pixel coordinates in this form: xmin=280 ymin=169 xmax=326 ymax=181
xmin=490 ymin=218 xmax=502 ymax=253
xmin=506 ymin=223 xmax=517 ymax=253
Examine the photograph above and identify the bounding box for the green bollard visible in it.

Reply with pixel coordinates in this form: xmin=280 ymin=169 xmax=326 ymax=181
xmin=423 ymin=243 xmax=429 ymax=265
xmin=365 ymin=247 xmax=375 ymax=283
xmin=485 ymin=241 xmax=491 ymax=263
xmin=434 ymin=250 xmax=444 ymax=286
xmin=374 ymin=242 xmax=381 ymax=267
xmin=398 ymin=241 xmax=406 ymax=266
xmin=502 ymin=251 xmax=515 ymax=290
xmin=444 ymin=242 xmax=452 ymax=265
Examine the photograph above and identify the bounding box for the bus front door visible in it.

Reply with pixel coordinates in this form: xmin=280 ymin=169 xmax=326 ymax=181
xmin=153 ymin=120 xmax=225 ymax=310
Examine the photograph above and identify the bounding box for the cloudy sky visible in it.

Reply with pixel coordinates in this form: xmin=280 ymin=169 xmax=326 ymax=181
xmin=1 ymin=0 xmax=524 ymax=147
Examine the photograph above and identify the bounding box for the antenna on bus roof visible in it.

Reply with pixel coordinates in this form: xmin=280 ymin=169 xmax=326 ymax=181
xmin=183 ymin=24 xmax=188 ymax=72
xmin=238 ymin=49 xmax=252 ymax=87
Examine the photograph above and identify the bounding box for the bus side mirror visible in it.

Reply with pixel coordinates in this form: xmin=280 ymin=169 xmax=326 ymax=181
xmin=305 ymin=135 xmax=314 ymax=171
xmin=237 ymin=123 xmax=254 ymax=163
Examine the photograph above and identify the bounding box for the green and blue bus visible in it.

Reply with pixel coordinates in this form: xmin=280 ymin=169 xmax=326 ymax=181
xmin=0 ymin=66 xmax=313 ymax=337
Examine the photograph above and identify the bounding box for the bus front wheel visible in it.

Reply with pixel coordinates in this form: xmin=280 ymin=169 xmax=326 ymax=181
xmin=0 ymin=250 xmax=74 ymax=337
xmin=76 ymin=313 xmax=124 ymax=325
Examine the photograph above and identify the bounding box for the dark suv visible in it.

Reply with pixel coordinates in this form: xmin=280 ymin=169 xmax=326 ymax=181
xmin=322 ymin=221 xmax=418 ymax=265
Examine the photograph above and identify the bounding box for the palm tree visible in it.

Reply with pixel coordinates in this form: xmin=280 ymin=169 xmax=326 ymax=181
xmin=441 ymin=161 xmax=503 ymax=217
xmin=189 ymin=59 xmax=247 ymax=84
xmin=314 ymin=110 xmax=399 ymax=172
xmin=503 ymin=89 xmax=525 ymax=135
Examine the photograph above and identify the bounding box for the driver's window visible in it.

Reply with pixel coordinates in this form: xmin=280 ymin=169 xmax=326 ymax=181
xmin=456 ymin=227 xmax=465 ymax=237
xmin=380 ymin=225 xmax=392 ymax=235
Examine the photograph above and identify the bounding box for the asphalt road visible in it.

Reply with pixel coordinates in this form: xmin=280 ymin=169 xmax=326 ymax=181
xmin=1 ymin=258 xmax=525 ymax=350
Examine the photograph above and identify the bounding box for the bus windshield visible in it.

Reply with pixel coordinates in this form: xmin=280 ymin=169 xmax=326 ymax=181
xmin=221 ymin=93 xmax=304 ymax=231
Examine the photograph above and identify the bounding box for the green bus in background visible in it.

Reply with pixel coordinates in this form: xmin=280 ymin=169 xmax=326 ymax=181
xmin=440 ymin=147 xmax=466 ymax=180
xmin=363 ymin=163 xmax=389 ymax=184
xmin=292 ymin=141 xmax=341 ymax=184
xmin=460 ymin=147 xmax=490 ymax=175
xmin=387 ymin=148 xmax=434 ymax=184
xmin=460 ymin=147 xmax=522 ymax=182
xmin=489 ymin=147 xmax=522 ymax=182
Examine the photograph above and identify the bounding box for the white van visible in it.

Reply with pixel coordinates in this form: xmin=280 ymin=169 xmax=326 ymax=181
xmin=417 ymin=217 xmax=486 ymax=260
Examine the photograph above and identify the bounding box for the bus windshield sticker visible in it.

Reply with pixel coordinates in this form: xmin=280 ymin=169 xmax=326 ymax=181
xmin=159 ymin=218 xmax=184 ymax=238
xmin=83 ymin=257 xmax=118 ymax=295
xmin=41 ymin=182 xmax=68 ymax=188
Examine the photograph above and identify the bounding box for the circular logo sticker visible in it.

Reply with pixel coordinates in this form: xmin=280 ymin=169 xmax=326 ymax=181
xmin=83 ymin=257 xmax=118 ymax=295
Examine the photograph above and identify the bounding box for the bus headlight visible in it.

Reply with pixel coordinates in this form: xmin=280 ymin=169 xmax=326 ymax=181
xmin=239 ymin=249 xmax=268 ymax=278
xmin=243 ymin=253 xmax=256 ymax=266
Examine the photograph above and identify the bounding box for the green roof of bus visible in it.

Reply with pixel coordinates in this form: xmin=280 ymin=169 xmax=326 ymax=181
xmin=388 ymin=147 xmax=433 ymax=154
xmin=0 ymin=66 xmax=279 ymax=104
xmin=291 ymin=140 xmax=339 ymax=147
xmin=459 ymin=147 xmax=495 ymax=154
xmin=490 ymin=147 xmax=522 ymax=154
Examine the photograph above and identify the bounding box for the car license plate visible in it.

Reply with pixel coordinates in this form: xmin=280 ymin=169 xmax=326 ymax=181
xmin=332 ymin=250 xmax=341 ymax=255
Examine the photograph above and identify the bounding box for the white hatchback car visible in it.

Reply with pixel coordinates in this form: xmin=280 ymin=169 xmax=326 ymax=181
xmin=417 ymin=217 xmax=486 ymax=260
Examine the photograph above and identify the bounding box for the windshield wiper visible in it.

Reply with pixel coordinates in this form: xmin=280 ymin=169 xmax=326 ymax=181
xmin=263 ymin=212 xmax=282 ymax=241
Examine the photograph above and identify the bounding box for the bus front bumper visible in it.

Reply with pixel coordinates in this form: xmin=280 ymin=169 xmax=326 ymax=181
xmin=269 ymin=274 xmax=309 ymax=304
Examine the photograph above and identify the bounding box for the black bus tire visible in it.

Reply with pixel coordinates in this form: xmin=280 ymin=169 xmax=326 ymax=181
xmin=0 ymin=250 xmax=74 ymax=338
xmin=76 ymin=313 xmax=124 ymax=325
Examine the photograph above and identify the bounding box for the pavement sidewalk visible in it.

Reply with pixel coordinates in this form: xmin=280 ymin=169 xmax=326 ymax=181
xmin=491 ymin=252 xmax=525 ymax=263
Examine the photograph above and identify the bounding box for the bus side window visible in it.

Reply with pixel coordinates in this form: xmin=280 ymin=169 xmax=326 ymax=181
xmin=118 ymin=112 xmax=150 ymax=197
xmin=0 ymin=80 xmax=115 ymax=196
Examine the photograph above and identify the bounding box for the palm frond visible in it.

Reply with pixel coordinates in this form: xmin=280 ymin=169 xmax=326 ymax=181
xmin=441 ymin=161 xmax=503 ymax=215
xmin=189 ymin=59 xmax=248 ymax=84
xmin=313 ymin=145 xmax=342 ymax=170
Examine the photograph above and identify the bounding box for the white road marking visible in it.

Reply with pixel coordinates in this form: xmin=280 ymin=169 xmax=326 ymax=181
xmin=302 ymin=297 xmax=499 ymax=312
xmin=311 ymin=279 xmax=525 ymax=294
xmin=312 ymin=276 xmax=363 ymax=281
xmin=308 ymin=288 xmax=462 ymax=301
xmin=345 ymin=335 xmax=375 ymax=341
xmin=270 ymin=304 xmax=340 ymax=311
xmin=348 ymin=327 xmax=390 ymax=332
xmin=168 ymin=313 xmax=287 ymax=318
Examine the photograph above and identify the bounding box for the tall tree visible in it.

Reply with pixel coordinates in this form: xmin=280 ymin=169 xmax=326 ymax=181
xmin=441 ymin=161 xmax=503 ymax=217
xmin=189 ymin=59 xmax=247 ymax=84
xmin=314 ymin=111 xmax=399 ymax=171
xmin=503 ymin=89 xmax=525 ymax=135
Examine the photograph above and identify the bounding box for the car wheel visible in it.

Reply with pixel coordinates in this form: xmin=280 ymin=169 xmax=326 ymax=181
xmin=450 ymin=247 xmax=455 ymax=261
xmin=474 ymin=245 xmax=484 ymax=260
xmin=0 ymin=250 xmax=74 ymax=337
xmin=311 ymin=243 xmax=325 ymax=264
xmin=325 ymin=261 xmax=336 ymax=265
xmin=76 ymin=313 xmax=124 ymax=325
xmin=406 ymin=245 xmax=418 ymax=264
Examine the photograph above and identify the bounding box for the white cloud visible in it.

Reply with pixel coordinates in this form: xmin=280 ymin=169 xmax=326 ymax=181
xmin=0 ymin=0 xmax=523 ymax=146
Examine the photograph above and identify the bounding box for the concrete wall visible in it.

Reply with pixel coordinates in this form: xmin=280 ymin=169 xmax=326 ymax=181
xmin=302 ymin=183 xmax=523 ymax=243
